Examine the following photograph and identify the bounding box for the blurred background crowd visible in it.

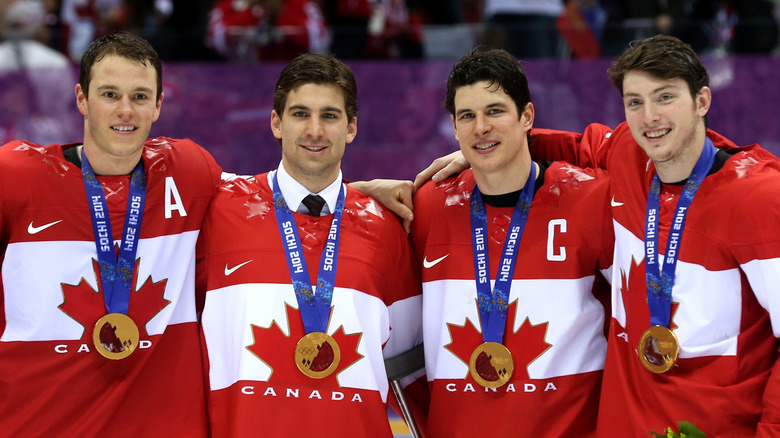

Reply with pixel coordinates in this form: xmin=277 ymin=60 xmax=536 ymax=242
xmin=0 ymin=0 xmax=779 ymax=184
xmin=0 ymin=0 xmax=778 ymax=68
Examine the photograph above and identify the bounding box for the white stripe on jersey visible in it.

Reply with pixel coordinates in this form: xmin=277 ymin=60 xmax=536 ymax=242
xmin=737 ymin=257 xmax=780 ymax=337
xmin=611 ymin=219 xmax=643 ymax=328
xmin=202 ymin=283 xmax=410 ymax=400
xmin=612 ymin=221 xmax=741 ymax=358
xmin=423 ymin=276 xmax=606 ymax=381
xmin=1 ymin=231 xmax=199 ymax=342
xmin=383 ymin=295 xmax=423 ymax=359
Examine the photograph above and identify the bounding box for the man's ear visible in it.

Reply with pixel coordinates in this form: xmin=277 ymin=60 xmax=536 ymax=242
xmin=345 ymin=116 xmax=357 ymax=144
xmin=521 ymin=102 xmax=535 ymax=133
xmin=451 ymin=115 xmax=459 ymax=142
xmin=696 ymin=86 xmax=711 ymax=118
xmin=75 ymin=84 xmax=87 ymax=116
xmin=271 ymin=110 xmax=283 ymax=141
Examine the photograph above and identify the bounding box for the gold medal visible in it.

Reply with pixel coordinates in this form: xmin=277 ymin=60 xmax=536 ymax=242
xmin=468 ymin=341 xmax=514 ymax=388
xmin=638 ymin=325 xmax=680 ymax=373
xmin=295 ymin=332 xmax=341 ymax=378
xmin=93 ymin=313 xmax=140 ymax=360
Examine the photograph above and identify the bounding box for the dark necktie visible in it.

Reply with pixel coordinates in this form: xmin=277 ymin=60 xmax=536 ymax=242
xmin=301 ymin=194 xmax=326 ymax=216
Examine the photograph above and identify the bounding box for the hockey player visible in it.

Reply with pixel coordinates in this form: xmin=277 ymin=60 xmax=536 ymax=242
xmin=198 ymin=53 xmax=423 ymax=437
xmin=0 ymin=32 xmax=220 ymax=436
xmin=532 ymin=34 xmax=780 ymax=437
xmin=410 ymin=48 xmax=613 ymax=437
xmin=412 ymin=35 xmax=780 ymax=437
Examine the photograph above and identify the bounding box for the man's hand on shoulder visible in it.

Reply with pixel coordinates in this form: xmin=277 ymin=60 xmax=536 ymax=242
xmin=349 ymin=179 xmax=415 ymax=234
xmin=348 ymin=151 xmax=468 ymax=234
xmin=413 ymin=150 xmax=469 ymax=190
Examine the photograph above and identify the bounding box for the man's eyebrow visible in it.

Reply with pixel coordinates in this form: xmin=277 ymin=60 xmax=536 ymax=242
xmin=288 ymin=104 xmax=344 ymax=114
xmin=624 ymin=84 xmax=679 ymax=98
xmin=455 ymin=102 xmax=506 ymax=116
xmin=95 ymin=84 xmax=155 ymax=94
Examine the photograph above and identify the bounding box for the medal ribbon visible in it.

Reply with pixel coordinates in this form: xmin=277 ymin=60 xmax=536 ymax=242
xmin=644 ymin=138 xmax=716 ymax=327
xmin=82 ymin=153 xmax=147 ymax=316
xmin=470 ymin=164 xmax=536 ymax=344
xmin=272 ymin=173 xmax=345 ymax=334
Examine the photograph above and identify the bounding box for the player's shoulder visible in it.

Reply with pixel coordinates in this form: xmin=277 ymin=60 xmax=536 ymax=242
xmin=345 ymin=184 xmax=407 ymax=233
xmin=717 ymin=145 xmax=780 ymax=193
xmin=0 ymin=139 xmax=33 ymax=151
xmin=147 ymin=136 xmax=221 ymax=168
xmin=728 ymin=144 xmax=780 ymax=167
xmin=346 ymin=183 xmax=393 ymax=215
xmin=536 ymin=162 xmax=611 ymax=213
xmin=0 ymin=141 xmax=63 ymax=171
xmin=0 ymin=140 xmax=54 ymax=156
xmin=144 ymin=137 xmax=207 ymax=155
xmin=545 ymin=160 xmax=606 ymax=177
xmin=216 ymin=172 xmax=268 ymax=198
xmin=701 ymin=146 xmax=780 ymax=236
xmin=415 ymin=169 xmax=474 ymax=203
xmin=544 ymin=161 xmax=610 ymax=189
xmin=204 ymin=174 xmax=271 ymax=228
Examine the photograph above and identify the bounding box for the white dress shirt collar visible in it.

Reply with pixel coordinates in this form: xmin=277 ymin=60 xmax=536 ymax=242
xmin=268 ymin=161 xmax=343 ymax=215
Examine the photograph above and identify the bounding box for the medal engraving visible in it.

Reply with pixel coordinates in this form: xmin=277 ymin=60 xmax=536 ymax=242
xmin=638 ymin=325 xmax=680 ymax=373
xmin=295 ymin=332 xmax=341 ymax=378
xmin=93 ymin=313 xmax=140 ymax=360
xmin=468 ymin=341 xmax=514 ymax=388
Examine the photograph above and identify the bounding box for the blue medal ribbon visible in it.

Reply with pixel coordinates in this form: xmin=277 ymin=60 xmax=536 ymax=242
xmin=272 ymin=172 xmax=345 ymax=334
xmin=644 ymin=138 xmax=717 ymax=327
xmin=81 ymin=152 xmax=147 ymax=316
xmin=470 ymin=164 xmax=536 ymax=343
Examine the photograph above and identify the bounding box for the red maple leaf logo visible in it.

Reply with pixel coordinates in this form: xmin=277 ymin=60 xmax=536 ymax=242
xmin=59 ymin=258 xmax=170 ymax=338
xmin=669 ymin=302 xmax=680 ymax=331
xmin=619 ymin=257 xmax=642 ymax=299
xmin=621 ymin=257 xmax=680 ymax=334
xmin=445 ymin=299 xmax=551 ymax=381
xmin=246 ymin=303 xmax=363 ymax=383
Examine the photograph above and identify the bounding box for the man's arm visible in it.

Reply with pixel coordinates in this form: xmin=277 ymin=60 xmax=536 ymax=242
xmin=529 ymin=125 xmax=614 ymax=168
xmin=349 ymin=179 xmax=415 ymax=233
xmin=736 ymin=173 xmax=780 ymax=436
xmin=412 ymin=150 xmax=469 ymax=189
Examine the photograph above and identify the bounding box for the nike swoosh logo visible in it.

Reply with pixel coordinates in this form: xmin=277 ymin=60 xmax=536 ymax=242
xmin=28 ymin=220 xmax=63 ymax=234
xmin=225 ymin=260 xmax=253 ymax=276
xmin=610 ymin=196 xmax=624 ymax=207
xmin=423 ymin=254 xmax=449 ymax=269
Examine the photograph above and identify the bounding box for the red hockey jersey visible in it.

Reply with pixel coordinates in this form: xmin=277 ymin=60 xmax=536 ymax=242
xmin=532 ymin=123 xmax=780 ymax=437
xmin=411 ymin=165 xmax=614 ymax=437
xmin=198 ymin=171 xmax=422 ymax=438
xmin=0 ymin=138 xmax=222 ymax=436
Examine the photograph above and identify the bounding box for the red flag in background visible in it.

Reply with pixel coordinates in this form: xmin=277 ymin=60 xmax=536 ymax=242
xmin=556 ymin=1 xmax=601 ymax=58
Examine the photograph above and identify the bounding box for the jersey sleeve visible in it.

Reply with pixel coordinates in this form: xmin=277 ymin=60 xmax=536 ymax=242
xmin=174 ymin=138 xmax=222 ymax=315
xmin=385 ymin=209 xmax=428 ymax=435
xmin=530 ymin=123 xmax=615 ymax=169
xmin=194 ymin=142 xmax=224 ymax=185
xmin=382 ymin=223 xmax=423 ymax=359
xmin=195 ymin=217 xmax=212 ymax=317
xmin=595 ymin=169 xmax=616 ymax=282
xmin=409 ymin=180 xmax=436 ymax=267
xmin=0 ymin=143 xmax=10 ymax=248
xmin=728 ymin=160 xmax=780 ymax=434
xmin=731 ymin=172 xmax=780 ymax=336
